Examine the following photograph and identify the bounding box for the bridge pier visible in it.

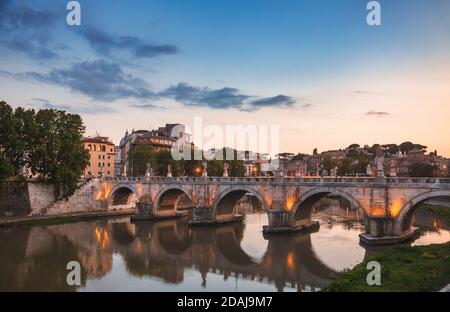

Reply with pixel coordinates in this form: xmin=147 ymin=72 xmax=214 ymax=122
xmin=131 ymin=202 xmax=186 ymax=222
xmin=359 ymin=216 xmax=420 ymax=245
xmin=263 ymin=210 xmax=320 ymax=234
xmin=189 ymin=206 xmax=244 ymax=226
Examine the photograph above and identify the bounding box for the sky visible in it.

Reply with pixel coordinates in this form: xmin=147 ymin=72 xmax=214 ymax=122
xmin=0 ymin=0 xmax=449 ymax=156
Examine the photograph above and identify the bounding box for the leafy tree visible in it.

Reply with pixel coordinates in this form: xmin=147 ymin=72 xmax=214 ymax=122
xmin=30 ymin=109 xmax=89 ymax=198
xmin=276 ymin=152 xmax=294 ymax=161
xmin=337 ymin=157 xmax=353 ymax=176
xmin=320 ymin=156 xmax=335 ymax=172
xmin=348 ymin=143 xmax=360 ymax=149
xmin=409 ymin=162 xmax=437 ymax=177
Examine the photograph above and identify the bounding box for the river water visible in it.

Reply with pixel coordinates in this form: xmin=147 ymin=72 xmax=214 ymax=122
xmin=0 ymin=197 xmax=448 ymax=292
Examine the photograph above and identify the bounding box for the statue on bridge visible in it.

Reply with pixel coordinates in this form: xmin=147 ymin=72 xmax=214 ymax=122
xmin=202 ymin=161 xmax=208 ymax=177
xmin=167 ymin=164 xmax=173 ymax=177
xmin=223 ymin=162 xmax=229 ymax=177
xmin=145 ymin=163 xmax=153 ymax=178
xmin=375 ymin=156 xmax=385 ymax=177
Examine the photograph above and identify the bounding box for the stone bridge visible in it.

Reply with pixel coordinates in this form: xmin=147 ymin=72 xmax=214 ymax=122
xmin=96 ymin=176 xmax=450 ymax=244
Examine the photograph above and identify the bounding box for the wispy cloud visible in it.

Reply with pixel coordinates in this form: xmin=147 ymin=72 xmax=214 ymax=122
xmin=160 ymin=82 xmax=297 ymax=111
xmin=78 ymin=27 xmax=179 ymax=58
xmin=366 ymin=111 xmax=390 ymax=117
xmin=0 ymin=1 xmax=59 ymax=60
xmin=24 ymin=60 xmax=156 ymax=101
xmin=31 ymin=98 xmax=116 ymax=115
xmin=160 ymin=82 xmax=250 ymax=109
xmin=247 ymin=95 xmax=296 ymax=110
xmin=130 ymin=103 xmax=166 ymax=110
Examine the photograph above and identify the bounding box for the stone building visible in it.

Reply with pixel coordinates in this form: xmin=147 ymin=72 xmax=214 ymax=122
xmin=118 ymin=124 xmax=188 ymax=176
xmin=280 ymin=160 xmax=307 ymax=177
xmin=83 ymin=136 xmax=115 ymax=178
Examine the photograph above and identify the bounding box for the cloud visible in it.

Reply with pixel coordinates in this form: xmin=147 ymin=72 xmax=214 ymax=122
xmin=161 ymin=82 xmax=298 ymax=111
xmin=31 ymin=98 xmax=116 ymax=115
xmin=79 ymin=27 xmax=179 ymax=58
xmin=0 ymin=1 xmax=59 ymax=60
xmin=366 ymin=111 xmax=390 ymax=117
xmin=247 ymin=95 xmax=296 ymax=109
xmin=130 ymin=103 xmax=166 ymax=110
xmin=160 ymin=82 xmax=250 ymax=109
xmin=24 ymin=60 xmax=156 ymax=101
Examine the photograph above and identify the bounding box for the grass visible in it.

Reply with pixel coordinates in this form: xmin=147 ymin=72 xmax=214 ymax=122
xmin=424 ymin=203 xmax=450 ymax=223
xmin=324 ymin=241 xmax=450 ymax=292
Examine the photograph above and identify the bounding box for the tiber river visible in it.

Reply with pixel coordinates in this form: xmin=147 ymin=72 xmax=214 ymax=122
xmin=0 ymin=196 xmax=449 ymax=292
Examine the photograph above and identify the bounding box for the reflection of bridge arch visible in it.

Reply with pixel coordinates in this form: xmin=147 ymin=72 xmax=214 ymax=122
xmin=214 ymin=225 xmax=256 ymax=266
xmin=154 ymin=186 xmax=194 ymax=213
xmin=293 ymin=187 xmax=365 ymax=221
xmin=108 ymin=184 xmax=138 ymax=207
xmin=156 ymin=221 xmax=192 ymax=255
xmin=395 ymin=190 xmax=450 ymax=233
xmin=213 ymin=187 xmax=268 ymax=217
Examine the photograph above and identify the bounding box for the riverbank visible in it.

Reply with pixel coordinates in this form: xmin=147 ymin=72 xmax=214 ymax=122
xmin=424 ymin=203 xmax=450 ymax=223
xmin=0 ymin=209 xmax=135 ymax=228
xmin=324 ymin=241 xmax=450 ymax=291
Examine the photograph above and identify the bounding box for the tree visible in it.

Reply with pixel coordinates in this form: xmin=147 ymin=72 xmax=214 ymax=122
xmin=348 ymin=144 xmax=360 ymax=149
xmin=337 ymin=157 xmax=353 ymax=176
xmin=320 ymin=156 xmax=336 ymax=172
xmin=0 ymin=156 xmax=13 ymax=186
xmin=276 ymin=152 xmax=294 ymax=161
xmin=128 ymin=145 xmax=157 ymax=177
xmin=409 ymin=162 xmax=437 ymax=177
xmin=30 ymin=109 xmax=89 ymax=198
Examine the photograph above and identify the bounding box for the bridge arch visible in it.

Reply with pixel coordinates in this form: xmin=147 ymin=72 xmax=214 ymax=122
xmin=293 ymin=187 xmax=365 ymax=221
xmin=395 ymin=190 xmax=450 ymax=234
xmin=213 ymin=186 xmax=268 ymax=217
xmin=108 ymin=184 xmax=138 ymax=208
xmin=154 ymin=186 xmax=194 ymax=213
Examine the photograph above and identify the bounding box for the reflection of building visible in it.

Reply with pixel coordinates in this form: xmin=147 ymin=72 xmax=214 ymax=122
xmin=83 ymin=136 xmax=115 ymax=178
xmin=119 ymin=124 xmax=189 ymax=176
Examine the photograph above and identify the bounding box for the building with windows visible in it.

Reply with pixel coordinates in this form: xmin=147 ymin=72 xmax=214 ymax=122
xmin=83 ymin=136 xmax=115 ymax=178
xmin=118 ymin=124 xmax=189 ymax=176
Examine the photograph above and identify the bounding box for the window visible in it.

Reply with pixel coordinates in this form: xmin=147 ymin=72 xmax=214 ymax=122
xmin=98 ymin=163 xmax=101 ymax=167
xmin=107 ymin=163 xmax=110 ymax=167
xmin=98 ymin=155 xmax=101 ymax=160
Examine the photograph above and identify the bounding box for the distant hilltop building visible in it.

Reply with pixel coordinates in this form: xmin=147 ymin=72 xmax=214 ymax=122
xmin=83 ymin=136 xmax=115 ymax=178
xmin=118 ymin=124 xmax=190 ymax=177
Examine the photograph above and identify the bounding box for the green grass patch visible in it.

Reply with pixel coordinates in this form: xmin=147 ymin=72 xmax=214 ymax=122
xmin=424 ymin=204 xmax=450 ymax=223
xmin=324 ymin=242 xmax=450 ymax=292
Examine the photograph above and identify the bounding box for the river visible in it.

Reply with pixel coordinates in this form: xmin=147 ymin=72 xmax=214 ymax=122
xmin=0 ymin=197 xmax=448 ymax=292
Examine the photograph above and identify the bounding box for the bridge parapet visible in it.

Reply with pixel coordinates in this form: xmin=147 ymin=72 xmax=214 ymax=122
xmin=105 ymin=176 xmax=450 ymax=187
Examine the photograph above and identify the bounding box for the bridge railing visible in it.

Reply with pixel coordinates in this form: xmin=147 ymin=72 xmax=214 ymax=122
xmin=104 ymin=176 xmax=450 ymax=185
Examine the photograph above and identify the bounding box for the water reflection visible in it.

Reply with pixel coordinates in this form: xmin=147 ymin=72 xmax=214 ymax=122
xmin=0 ymin=197 xmax=448 ymax=292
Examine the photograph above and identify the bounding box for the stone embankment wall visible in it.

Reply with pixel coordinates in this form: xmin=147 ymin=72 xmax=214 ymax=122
xmin=0 ymin=179 xmax=108 ymax=217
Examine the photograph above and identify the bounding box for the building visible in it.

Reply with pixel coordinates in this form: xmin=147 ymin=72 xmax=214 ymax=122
xmin=279 ymin=160 xmax=307 ymax=177
xmin=83 ymin=136 xmax=115 ymax=178
xmin=305 ymin=154 xmax=322 ymax=176
xmin=114 ymin=146 xmax=121 ymax=177
xmin=118 ymin=124 xmax=189 ymax=176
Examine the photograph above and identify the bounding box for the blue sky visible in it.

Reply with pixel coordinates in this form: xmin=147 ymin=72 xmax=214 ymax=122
xmin=1 ymin=0 xmax=449 ymax=155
